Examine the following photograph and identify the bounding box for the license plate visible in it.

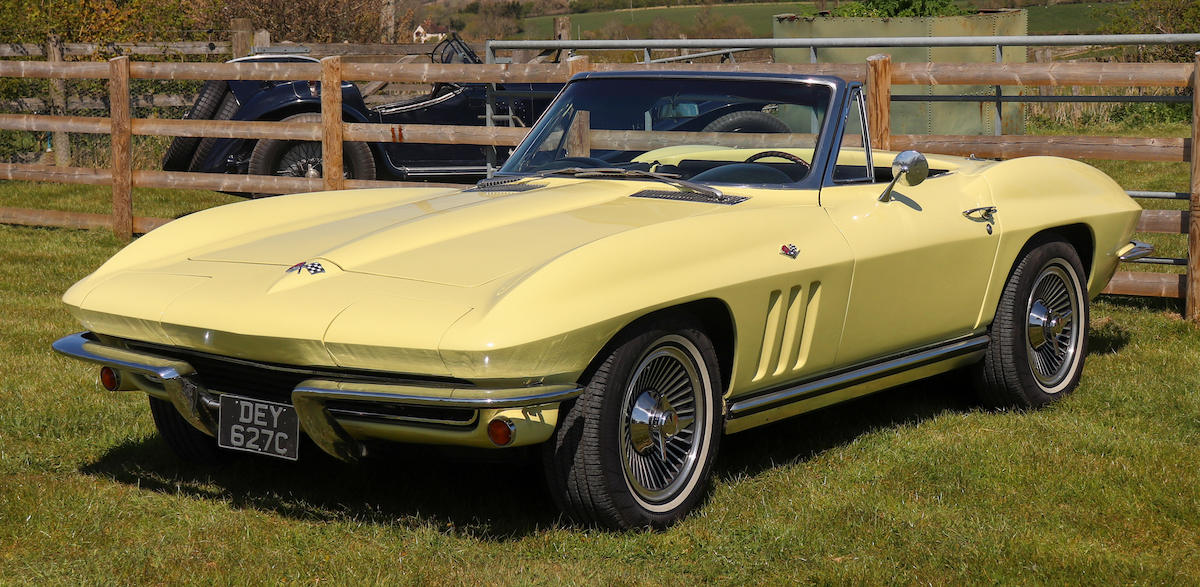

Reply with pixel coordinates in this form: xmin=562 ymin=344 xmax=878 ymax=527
xmin=217 ymin=394 xmax=299 ymax=461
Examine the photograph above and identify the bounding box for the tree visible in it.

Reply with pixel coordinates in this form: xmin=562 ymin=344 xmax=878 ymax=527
xmin=1101 ymin=0 xmax=1200 ymax=62
xmin=690 ymin=6 xmax=751 ymax=40
xmin=0 ymin=0 xmax=197 ymax=43
xmin=829 ymin=0 xmax=967 ymax=17
xmin=647 ymin=17 xmax=685 ymax=40
xmin=187 ymin=0 xmax=385 ymax=44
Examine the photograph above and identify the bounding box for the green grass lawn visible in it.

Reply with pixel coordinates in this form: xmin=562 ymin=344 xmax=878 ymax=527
xmin=1 ymin=160 xmax=1199 ymax=584
xmin=0 ymin=103 xmax=1194 ymax=586
xmin=0 ymin=182 xmax=240 ymax=220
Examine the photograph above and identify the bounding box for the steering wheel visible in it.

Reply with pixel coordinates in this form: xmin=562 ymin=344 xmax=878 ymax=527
xmin=744 ymin=150 xmax=811 ymax=178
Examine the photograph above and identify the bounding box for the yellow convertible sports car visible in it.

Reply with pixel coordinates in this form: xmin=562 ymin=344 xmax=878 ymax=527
xmin=54 ymin=72 xmax=1150 ymax=529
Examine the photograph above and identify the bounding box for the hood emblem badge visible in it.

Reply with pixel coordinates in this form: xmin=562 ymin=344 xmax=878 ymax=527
xmin=780 ymin=244 xmax=799 ymax=259
xmin=287 ymin=261 xmax=326 ymax=275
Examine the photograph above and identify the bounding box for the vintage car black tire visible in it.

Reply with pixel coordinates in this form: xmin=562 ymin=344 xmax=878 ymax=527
xmin=161 ymin=80 xmax=229 ymax=172
xmin=147 ymin=396 xmax=238 ymax=466
xmin=702 ymin=110 xmax=791 ymax=134
xmin=543 ymin=314 xmax=722 ymax=529
xmin=186 ymin=90 xmax=241 ymax=172
xmin=973 ymin=236 xmax=1090 ymax=409
xmin=248 ymin=113 xmax=375 ymax=196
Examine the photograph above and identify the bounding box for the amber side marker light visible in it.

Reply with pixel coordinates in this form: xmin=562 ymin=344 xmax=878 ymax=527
xmin=487 ymin=417 xmax=516 ymax=447
xmin=99 ymin=366 xmax=120 ymax=391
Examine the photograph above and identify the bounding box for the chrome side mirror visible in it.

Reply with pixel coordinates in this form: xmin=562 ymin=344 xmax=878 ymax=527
xmin=878 ymin=150 xmax=929 ymax=203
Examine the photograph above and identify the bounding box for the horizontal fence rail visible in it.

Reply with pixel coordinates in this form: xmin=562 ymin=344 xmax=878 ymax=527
xmin=1 ymin=38 xmax=1198 ymax=317
xmin=0 ymin=40 xmax=484 ymax=59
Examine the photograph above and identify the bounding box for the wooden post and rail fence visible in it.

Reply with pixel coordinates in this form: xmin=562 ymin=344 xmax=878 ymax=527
xmin=0 ymin=53 xmax=1197 ymax=316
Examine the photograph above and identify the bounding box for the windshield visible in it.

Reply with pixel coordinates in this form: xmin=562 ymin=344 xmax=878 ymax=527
xmin=499 ymin=76 xmax=833 ymax=185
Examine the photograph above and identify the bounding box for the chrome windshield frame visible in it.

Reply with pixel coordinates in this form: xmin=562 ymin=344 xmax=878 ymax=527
xmin=493 ymin=71 xmax=847 ymax=192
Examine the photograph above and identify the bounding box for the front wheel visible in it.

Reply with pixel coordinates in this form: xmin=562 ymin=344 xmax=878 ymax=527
xmin=148 ymin=396 xmax=239 ymax=466
xmin=973 ymin=236 xmax=1089 ymax=409
xmin=543 ymin=315 xmax=723 ymax=529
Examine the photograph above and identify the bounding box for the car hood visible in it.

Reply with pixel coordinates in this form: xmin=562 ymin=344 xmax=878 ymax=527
xmin=190 ymin=179 xmax=713 ymax=287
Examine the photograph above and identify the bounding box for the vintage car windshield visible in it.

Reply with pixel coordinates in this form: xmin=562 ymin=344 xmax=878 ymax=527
xmin=499 ymin=77 xmax=832 ymax=185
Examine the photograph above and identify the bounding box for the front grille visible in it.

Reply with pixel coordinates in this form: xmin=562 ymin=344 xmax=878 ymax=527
xmin=123 ymin=340 xmax=476 ymax=425
xmin=326 ymin=399 xmax=477 ymax=426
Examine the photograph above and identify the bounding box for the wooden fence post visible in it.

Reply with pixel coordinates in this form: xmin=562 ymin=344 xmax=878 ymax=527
xmin=564 ymin=111 xmax=590 ymax=158
xmin=253 ymin=30 xmax=271 ymax=53
xmin=566 ymin=54 xmax=590 ymax=81
xmin=381 ymin=0 xmax=396 ymax=44
xmin=866 ymin=54 xmax=891 ymax=152
xmin=554 ymin=17 xmax=571 ymax=41
xmin=109 ymin=56 xmax=132 ymax=242
xmin=231 ymin=19 xmax=253 ymax=58
xmin=1188 ymin=52 xmax=1200 ymax=320
xmin=321 ymin=56 xmax=344 ymax=192
xmin=47 ymin=34 xmax=71 ymax=166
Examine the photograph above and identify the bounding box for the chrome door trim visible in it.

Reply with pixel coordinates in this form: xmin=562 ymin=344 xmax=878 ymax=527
xmin=727 ymin=334 xmax=990 ymax=419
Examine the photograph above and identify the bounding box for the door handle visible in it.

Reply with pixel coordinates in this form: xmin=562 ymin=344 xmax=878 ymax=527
xmin=962 ymin=206 xmax=997 ymax=222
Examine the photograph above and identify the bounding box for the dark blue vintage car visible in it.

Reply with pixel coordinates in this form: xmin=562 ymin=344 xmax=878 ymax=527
xmin=162 ymin=35 xmax=562 ymax=186
xmin=163 ymin=35 xmax=806 ymax=190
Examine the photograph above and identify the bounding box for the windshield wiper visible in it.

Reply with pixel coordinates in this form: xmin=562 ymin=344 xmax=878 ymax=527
xmin=572 ymin=169 xmax=725 ymax=199
xmin=475 ymin=167 xmax=602 ymax=189
xmin=477 ymin=167 xmax=725 ymax=200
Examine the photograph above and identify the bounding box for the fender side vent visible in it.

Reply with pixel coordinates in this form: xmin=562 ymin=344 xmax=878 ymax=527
xmin=464 ymin=183 xmax=546 ymax=193
xmin=629 ymin=189 xmax=748 ymax=205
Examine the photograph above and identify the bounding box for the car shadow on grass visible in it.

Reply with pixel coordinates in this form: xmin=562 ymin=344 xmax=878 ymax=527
xmin=713 ymin=370 xmax=983 ymax=482
xmin=79 ymin=372 xmax=985 ymax=537
xmin=80 ymin=435 xmax=561 ymax=540
xmin=80 ymin=341 xmax=1126 ymax=536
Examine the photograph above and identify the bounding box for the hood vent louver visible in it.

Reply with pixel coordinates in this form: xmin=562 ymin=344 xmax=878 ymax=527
xmin=463 ymin=183 xmax=547 ymax=193
xmin=630 ymin=189 xmax=748 ymax=205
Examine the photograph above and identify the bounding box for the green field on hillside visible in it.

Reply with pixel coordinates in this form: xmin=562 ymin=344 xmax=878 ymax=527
xmin=523 ymin=2 xmax=814 ymax=39
xmin=1026 ymin=2 xmax=1119 ymax=35
xmin=522 ymin=1 xmax=1124 ymax=40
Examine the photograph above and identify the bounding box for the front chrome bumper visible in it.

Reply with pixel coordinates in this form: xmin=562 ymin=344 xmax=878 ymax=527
xmin=52 ymin=332 xmax=582 ymax=463
xmin=1119 ymin=240 xmax=1155 ymax=262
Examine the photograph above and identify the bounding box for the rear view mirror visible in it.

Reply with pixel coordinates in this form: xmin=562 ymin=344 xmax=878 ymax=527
xmin=657 ymin=102 xmax=699 ymax=119
xmin=878 ymin=150 xmax=929 ymax=203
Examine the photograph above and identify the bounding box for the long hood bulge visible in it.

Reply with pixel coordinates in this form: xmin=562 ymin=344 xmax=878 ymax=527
xmin=192 ymin=182 xmax=718 ymax=287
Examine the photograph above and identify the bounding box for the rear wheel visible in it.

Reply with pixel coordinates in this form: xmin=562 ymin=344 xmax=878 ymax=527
xmin=186 ymin=90 xmax=241 ymax=172
xmin=148 ymin=396 xmax=238 ymax=466
xmin=543 ymin=314 xmax=722 ymax=529
xmin=161 ymin=80 xmax=229 ymax=171
xmin=247 ymin=113 xmax=375 ymax=197
xmin=973 ymin=236 xmax=1089 ymax=409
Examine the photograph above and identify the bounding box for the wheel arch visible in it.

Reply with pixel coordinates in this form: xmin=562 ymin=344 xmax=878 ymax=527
xmin=981 ymin=222 xmax=1097 ymax=329
xmin=576 ymin=298 xmax=736 ymax=398
xmin=1035 ymin=223 xmax=1095 ymax=280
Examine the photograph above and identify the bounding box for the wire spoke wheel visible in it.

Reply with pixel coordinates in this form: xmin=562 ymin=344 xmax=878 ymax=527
xmin=273 ymin=142 xmax=343 ymax=178
xmin=973 ymin=236 xmax=1089 ymax=409
xmin=247 ymin=113 xmax=375 ymax=197
xmin=543 ymin=315 xmax=722 ymax=529
xmin=619 ymin=338 xmax=706 ymax=505
xmin=1025 ymin=263 xmax=1080 ymax=389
